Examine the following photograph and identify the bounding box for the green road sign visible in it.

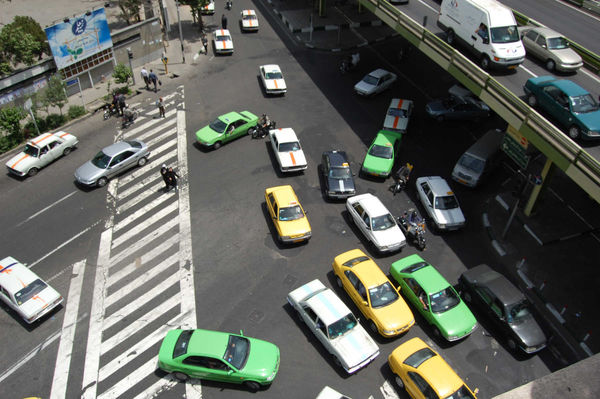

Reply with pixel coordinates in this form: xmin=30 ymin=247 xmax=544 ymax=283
xmin=502 ymin=134 xmax=530 ymax=169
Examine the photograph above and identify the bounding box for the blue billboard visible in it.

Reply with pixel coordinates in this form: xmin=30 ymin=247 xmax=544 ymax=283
xmin=45 ymin=8 xmax=113 ymax=70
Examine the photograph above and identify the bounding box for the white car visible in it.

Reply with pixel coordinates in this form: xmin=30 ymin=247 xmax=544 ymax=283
xmin=415 ymin=176 xmax=466 ymax=231
xmin=213 ymin=29 xmax=234 ymax=55
xmin=0 ymin=256 xmax=63 ymax=324
xmin=6 ymin=131 xmax=78 ymax=177
xmin=354 ymin=69 xmax=397 ymax=96
xmin=200 ymin=0 xmax=215 ymax=15
xmin=346 ymin=193 xmax=406 ymax=253
xmin=316 ymin=386 xmax=352 ymax=399
xmin=240 ymin=9 xmax=259 ymax=31
xmin=269 ymin=128 xmax=307 ymax=173
xmin=287 ymin=279 xmax=379 ymax=374
xmin=383 ymin=98 xmax=413 ymax=133
xmin=259 ymin=64 xmax=287 ymax=95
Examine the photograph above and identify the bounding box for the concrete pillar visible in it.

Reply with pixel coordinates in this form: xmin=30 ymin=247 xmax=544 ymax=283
xmin=524 ymin=158 xmax=556 ymax=216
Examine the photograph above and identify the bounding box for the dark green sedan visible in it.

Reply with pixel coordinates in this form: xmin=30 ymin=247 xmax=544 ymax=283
xmin=390 ymin=254 xmax=477 ymax=342
xmin=158 ymin=329 xmax=280 ymax=391
xmin=360 ymin=130 xmax=402 ymax=178
xmin=195 ymin=111 xmax=259 ymax=149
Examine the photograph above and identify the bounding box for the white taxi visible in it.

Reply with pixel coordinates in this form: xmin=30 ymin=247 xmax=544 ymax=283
xmin=269 ymin=128 xmax=307 ymax=173
xmin=213 ymin=29 xmax=234 ymax=55
xmin=383 ymin=98 xmax=413 ymax=133
xmin=0 ymin=257 xmax=63 ymax=324
xmin=200 ymin=0 xmax=215 ymax=15
xmin=416 ymin=176 xmax=466 ymax=231
xmin=259 ymin=64 xmax=287 ymax=95
xmin=6 ymin=131 xmax=78 ymax=177
xmin=240 ymin=9 xmax=259 ymax=31
xmin=287 ymin=279 xmax=380 ymax=374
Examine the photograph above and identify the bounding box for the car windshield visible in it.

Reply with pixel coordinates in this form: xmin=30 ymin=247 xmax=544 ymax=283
xmin=328 ymin=313 xmax=358 ymax=338
xmin=506 ymin=299 xmax=533 ymax=323
xmin=570 ymin=94 xmax=599 ymax=113
xmin=223 ymin=335 xmax=250 ymax=370
xmin=442 ymin=96 xmax=462 ymax=109
xmin=173 ymin=330 xmax=193 ymax=358
xmin=91 ymin=150 xmax=112 ymax=169
xmin=445 ymin=385 xmax=476 ymax=399
xmin=458 ymin=153 xmax=485 ymax=173
xmin=388 ymin=108 xmax=407 ymax=117
xmin=279 ymin=141 xmax=301 ymax=152
xmin=429 ymin=286 xmax=461 ymax=313
xmin=403 ymin=347 xmax=436 ymax=368
xmin=266 ymin=71 xmax=283 ymax=79
xmin=23 ymin=144 xmax=40 ymax=157
xmin=371 ymin=214 xmax=396 ymax=231
xmin=435 ymin=195 xmax=459 ymax=210
xmin=363 ymin=74 xmax=379 ymax=85
xmin=546 ymin=36 xmax=569 ymax=50
xmin=243 ymin=15 xmax=257 ymax=20
xmin=215 ymin=35 xmax=231 ymax=41
xmin=279 ymin=205 xmax=304 ymax=221
xmin=368 ymin=144 xmax=393 ymax=159
xmin=342 ymin=256 xmax=369 ymax=267
xmin=126 ymin=140 xmax=141 ymax=148
xmin=209 ymin=118 xmax=228 ymax=133
xmin=369 ymin=282 xmax=399 ymax=308
xmin=14 ymin=278 xmax=48 ymax=306
xmin=329 ymin=167 xmax=352 ymax=179
xmin=490 ymin=25 xmax=519 ymax=43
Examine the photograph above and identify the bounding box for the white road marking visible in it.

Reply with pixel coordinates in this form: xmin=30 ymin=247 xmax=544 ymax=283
xmin=17 ymin=191 xmax=77 ymax=227
xmin=131 ymin=375 xmax=180 ymax=399
xmin=116 ymin=149 xmax=179 ymax=188
xmin=50 ymin=260 xmax=86 ymax=399
xmin=380 ymin=380 xmax=400 ymax=399
xmin=123 ymin=108 xmax=178 ymax=138
xmin=97 ymin=356 xmax=163 ymax=399
xmin=112 ymin=194 xmax=174 ymax=233
xmin=418 ymin=0 xmax=438 ymax=14
xmin=110 ymin=205 xmax=178 ymax=249
xmin=115 ymin=177 xmax=164 ymax=201
xmin=144 ymin=126 xmax=178 ymax=148
xmin=131 ymin=118 xmax=177 ymax=143
xmin=518 ymin=63 xmax=537 ymax=77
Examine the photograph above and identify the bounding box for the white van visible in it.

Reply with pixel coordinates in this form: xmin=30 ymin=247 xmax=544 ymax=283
xmin=438 ymin=0 xmax=525 ymax=70
xmin=452 ymin=129 xmax=504 ymax=187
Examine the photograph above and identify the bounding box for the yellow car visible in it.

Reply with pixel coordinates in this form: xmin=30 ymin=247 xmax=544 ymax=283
xmin=265 ymin=185 xmax=312 ymax=243
xmin=332 ymin=249 xmax=414 ymax=337
xmin=388 ymin=337 xmax=478 ymax=399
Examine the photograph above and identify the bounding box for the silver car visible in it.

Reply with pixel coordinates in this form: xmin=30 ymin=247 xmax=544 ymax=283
xmin=75 ymin=140 xmax=150 ymax=187
xmin=521 ymin=27 xmax=583 ymax=72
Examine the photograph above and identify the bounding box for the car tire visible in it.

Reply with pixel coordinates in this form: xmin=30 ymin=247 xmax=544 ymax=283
xmin=480 ymin=55 xmax=490 ymax=70
xmin=395 ymin=376 xmax=405 ymax=389
xmin=507 ymin=338 xmax=517 ymax=352
xmin=336 ymin=276 xmax=343 ymax=289
xmin=27 ymin=167 xmax=39 ymax=177
xmin=433 ymin=326 xmax=443 ymax=340
xmin=138 ymin=157 xmax=148 ymax=167
xmin=214 ymin=141 xmax=222 ymax=150
xmin=369 ymin=320 xmax=379 ymax=334
xmin=545 ymin=59 xmax=555 ymax=72
xmin=244 ymin=381 xmax=261 ymax=392
xmin=446 ymin=29 xmax=455 ymax=45
xmin=527 ymin=94 xmax=537 ymax=107
xmin=97 ymin=177 xmax=109 ymax=187
xmin=173 ymin=372 xmax=189 ymax=381
xmin=63 ymin=147 xmax=72 ymax=156
xmin=568 ymin=125 xmax=581 ymax=140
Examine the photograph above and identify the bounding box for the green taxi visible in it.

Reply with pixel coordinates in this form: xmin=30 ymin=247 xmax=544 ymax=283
xmin=158 ymin=328 xmax=280 ymax=391
xmin=361 ymin=130 xmax=402 ymax=178
xmin=195 ymin=111 xmax=259 ymax=149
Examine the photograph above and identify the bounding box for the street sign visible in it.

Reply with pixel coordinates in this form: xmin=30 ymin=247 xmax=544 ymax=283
xmin=502 ymin=133 xmax=530 ymax=169
xmin=506 ymin=125 xmax=528 ymax=149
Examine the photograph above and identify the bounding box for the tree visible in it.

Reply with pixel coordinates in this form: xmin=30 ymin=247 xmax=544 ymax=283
xmin=179 ymin=0 xmax=211 ymax=33
xmin=42 ymin=74 xmax=68 ymax=115
xmin=112 ymin=63 xmax=132 ymax=86
xmin=118 ymin=0 xmax=143 ymax=25
xmin=12 ymin=16 xmax=50 ymax=59
xmin=0 ymin=106 xmax=27 ymax=151
xmin=0 ymin=23 xmax=42 ymax=73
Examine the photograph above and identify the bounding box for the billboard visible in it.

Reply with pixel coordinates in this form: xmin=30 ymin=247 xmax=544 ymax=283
xmin=45 ymin=8 xmax=113 ymax=70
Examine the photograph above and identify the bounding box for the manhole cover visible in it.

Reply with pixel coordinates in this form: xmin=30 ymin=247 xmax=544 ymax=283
xmin=249 ymin=309 xmax=265 ymax=324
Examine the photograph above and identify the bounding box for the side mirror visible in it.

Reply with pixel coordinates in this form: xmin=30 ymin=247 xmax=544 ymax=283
xmin=362 ymin=301 xmax=368 ymax=306
xmin=542 ymin=44 xmax=547 ymax=49
xmin=483 ymin=38 xmax=489 ymax=44
xmin=228 ymin=370 xmax=233 ymax=375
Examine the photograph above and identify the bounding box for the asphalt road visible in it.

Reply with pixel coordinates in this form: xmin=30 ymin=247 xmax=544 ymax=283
xmin=0 ymin=1 xmax=576 ymax=398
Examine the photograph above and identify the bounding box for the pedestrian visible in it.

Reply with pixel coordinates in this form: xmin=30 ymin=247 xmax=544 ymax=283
xmin=221 ymin=14 xmax=227 ymax=29
xmin=166 ymin=167 xmax=179 ymax=191
xmin=149 ymin=69 xmax=158 ymax=92
xmin=140 ymin=66 xmax=149 ymax=89
xmin=202 ymin=34 xmax=208 ymax=55
xmin=157 ymin=97 xmax=165 ymax=118
xmin=160 ymin=164 xmax=170 ymax=191
xmin=117 ymin=93 xmax=126 ymax=116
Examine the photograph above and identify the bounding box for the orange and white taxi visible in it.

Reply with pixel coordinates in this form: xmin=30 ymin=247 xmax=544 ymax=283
xmin=213 ymin=29 xmax=234 ymax=55
xmin=383 ymin=98 xmax=413 ymax=134
xmin=265 ymin=185 xmax=311 ymax=243
xmin=240 ymin=9 xmax=259 ymax=32
xmin=269 ymin=128 xmax=307 ymax=173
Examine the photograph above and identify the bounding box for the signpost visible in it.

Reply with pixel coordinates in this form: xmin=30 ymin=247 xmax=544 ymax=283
xmin=502 ymin=126 xmax=530 ymax=169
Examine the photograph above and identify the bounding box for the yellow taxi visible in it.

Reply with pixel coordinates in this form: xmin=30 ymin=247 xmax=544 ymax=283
xmin=332 ymin=249 xmax=414 ymax=337
xmin=388 ymin=337 xmax=478 ymax=399
xmin=265 ymin=185 xmax=311 ymax=243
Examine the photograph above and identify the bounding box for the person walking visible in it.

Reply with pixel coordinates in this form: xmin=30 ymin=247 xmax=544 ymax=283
xmin=149 ymin=69 xmax=158 ymax=92
xmin=140 ymin=66 xmax=149 ymax=89
xmin=202 ymin=34 xmax=208 ymax=55
xmin=166 ymin=167 xmax=179 ymax=191
xmin=117 ymin=93 xmax=126 ymax=116
xmin=160 ymin=164 xmax=170 ymax=191
xmin=221 ymin=14 xmax=228 ymax=29
xmin=157 ymin=97 xmax=166 ymax=118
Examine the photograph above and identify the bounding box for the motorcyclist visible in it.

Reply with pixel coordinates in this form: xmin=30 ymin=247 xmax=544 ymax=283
xmin=396 ymin=162 xmax=413 ymax=185
xmin=351 ymin=52 xmax=360 ymax=68
xmin=259 ymin=113 xmax=270 ymax=129
xmin=123 ymin=108 xmax=135 ymax=125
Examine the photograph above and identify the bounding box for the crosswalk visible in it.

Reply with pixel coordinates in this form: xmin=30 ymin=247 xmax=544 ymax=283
xmin=79 ymin=87 xmax=200 ymax=399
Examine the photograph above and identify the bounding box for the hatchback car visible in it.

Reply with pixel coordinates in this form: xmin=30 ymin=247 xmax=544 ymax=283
xmin=6 ymin=131 xmax=78 ymax=177
xmin=240 ymin=9 xmax=259 ymax=32
xmin=269 ymin=128 xmax=308 ymax=173
xmin=354 ymin=69 xmax=397 ymax=96
xmin=265 ymin=185 xmax=312 ymax=243
xmin=415 ymin=176 xmax=466 ymax=231
xmin=287 ymin=279 xmax=380 ymax=374
xmin=213 ymin=29 xmax=233 ymax=55
xmin=0 ymin=256 xmax=63 ymax=324
xmin=333 ymin=249 xmax=414 ymax=337
xmin=459 ymin=264 xmax=546 ymax=354
xmin=361 ymin=130 xmax=402 ymax=178
xmin=346 ymin=193 xmax=406 ymax=253
xmin=390 ymin=254 xmax=477 ymax=342
xmin=389 ymin=337 xmax=478 ymax=399
xmin=321 ymin=150 xmax=356 ymax=199
xmin=521 ymin=27 xmax=583 ymax=72
xmin=425 ymin=85 xmax=491 ymax=122
xmin=195 ymin=111 xmax=259 ymax=149
xmin=259 ymin=64 xmax=286 ymax=95
xmin=74 ymin=140 xmax=150 ymax=187
xmin=157 ymin=328 xmax=280 ymax=391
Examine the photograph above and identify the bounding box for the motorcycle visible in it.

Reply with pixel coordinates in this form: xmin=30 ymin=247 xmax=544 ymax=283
xmin=249 ymin=116 xmax=276 ymax=139
xmin=103 ymin=104 xmax=119 ymax=120
xmin=390 ymin=164 xmax=413 ymax=195
xmin=225 ymin=0 xmax=232 ymax=10
xmin=398 ymin=210 xmax=426 ymax=250
xmin=121 ymin=107 xmax=139 ymax=129
xmin=339 ymin=53 xmax=360 ymax=75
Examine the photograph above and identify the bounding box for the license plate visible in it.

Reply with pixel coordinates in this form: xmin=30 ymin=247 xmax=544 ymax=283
xmin=458 ymin=178 xmax=466 ymax=184
xmin=293 ymin=239 xmax=303 ymax=243
xmin=508 ymin=65 xmax=517 ymax=70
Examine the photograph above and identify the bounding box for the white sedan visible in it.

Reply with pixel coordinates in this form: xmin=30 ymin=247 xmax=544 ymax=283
xmin=213 ymin=29 xmax=233 ymax=55
xmin=287 ymin=279 xmax=380 ymax=374
xmin=240 ymin=9 xmax=259 ymax=31
xmin=346 ymin=193 xmax=406 ymax=253
xmin=269 ymin=128 xmax=307 ymax=172
xmin=259 ymin=64 xmax=287 ymax=95
xmin=354 ymin=68 xmax=397 ymax=96
xmin=415 ymin=176 xmax=466 ymax=231
xmin=5 ymin=131 xmax=78 ymax=177
xmin=383 ymin=98 xmax=413 ymax=133
xmin=200 ymin=0 xmax=214 ymax=15
xmin=0 ymin=256 xmax=63 ymax=324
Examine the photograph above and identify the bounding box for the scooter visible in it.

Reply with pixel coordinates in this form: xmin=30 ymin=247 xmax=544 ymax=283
xmin=249 ymin=117 xmax=276 ymax=139
xmin=225 ymin=0 xmax=232 ymax=10
xmin=339 ymin=53 xmax=360 ymax=75
xmin=398 ymin=210 xmax=426 ymax=250
xmin=390 ymin=164 xmax=412 ymax=195
xmin=103 ymin=104 xmax=119 ymax=120
xmin=121 ymin=107 xmax=139 ymax=129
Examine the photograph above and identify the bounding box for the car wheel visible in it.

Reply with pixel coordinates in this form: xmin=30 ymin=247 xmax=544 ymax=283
xmin=395 ymin=376 xmax=405 ymax=389
xmin=507 ymin=338 xmax=517 ymax=351
xmin=433 ymin=326 xmax=443 ymax=339
xmin=527 ymin=94 xmax=537 ymax=107
xmin=568 ymin=125 xmax=580 ymax=140
xmin=63 ymin=147 xmax=72 ymax=156
xmin=244 ymin=381 xmax=261 ymax=392
xmin=137 ymin=157 xmax=148 ymax=167
xmin=369 ymin=320 xmax=379 ymax=334
xmin=97 ymin=177 xmax=109 ymax=187
xmin=480 ymin=55 xmax=490 ymax=70
xmin=545 ymin=59 xmax=555 ymax=72
xmin=173 ymin=372 xmax=189 ymax=381
xmin=27 ymin=167 xmax=39 ymax=177
xmin=446 ymin=29 xmax=455 ymax=45
xmin=214 ymin=141 xmax=222 ymax=150
xmin=336 ymin=276 xmax=343 ymax=289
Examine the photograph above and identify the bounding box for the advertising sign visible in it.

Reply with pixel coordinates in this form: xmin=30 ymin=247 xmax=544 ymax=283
xmin=45 ymin=8 xmax=113 ymax=70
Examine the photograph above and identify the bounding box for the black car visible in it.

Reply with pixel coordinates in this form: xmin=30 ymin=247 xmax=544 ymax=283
xmin=459 ymin=264 xmax=546 ymax=354
xmin=425 ymin=95 xmax=491 ymax=121
xmin=321 ymin=151 xmax=356 ymax=199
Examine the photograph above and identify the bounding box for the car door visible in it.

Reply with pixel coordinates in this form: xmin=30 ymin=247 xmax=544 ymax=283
xmin=344 ymin=270 xmax=369 ymax=315
xmin=354 ymin=204 xmax=371 ymax=240
xmin=322 ymin=154 xmax=331 ymax=191
xmin=0 ymin=285 xmax=18 ymax=314
xmin=540 ymin=85 xmax=570 ymax=126
xmin=228 ymin=119 xmax=247 ymax=140
xmin=535 ymin=33 xmax=551 ymax=61
xmin=302 ymin=305 xmax=330 ymax=349
xmin=266 ymin=193 xmax=280 ymax=232
xmin=407 ymin=371 xmax=437 ymax=399
xmin=107 ymin=150 xmax=136 ymax=177
xmin=403 ymin=277 xmax=431 ymax=320
xmin=38 ymin=144 xmax=54 ymax=167
xmin=47 ymin=138 xmax=64 ymax=162
xmin=523 ymin=30 xmax=541 ymax=59
xmin=417 ymin=182 xmax=435 ymax=221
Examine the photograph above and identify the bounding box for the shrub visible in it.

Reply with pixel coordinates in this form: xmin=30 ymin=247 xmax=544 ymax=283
xmin=68 ymin=105 xmax=86 ymax=119
xmin=45 ymin=113 xmax=67 ymax=130
xmin=23 ymin=117 xmax=48 ymax=137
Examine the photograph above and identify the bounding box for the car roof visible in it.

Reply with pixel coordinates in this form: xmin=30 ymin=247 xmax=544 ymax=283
xmin=305 ymin=288 xmax=352 ymax=326
xmin=551 ymin=79 xmax=589 ymax=96
xmin=215 ymin=29 xmax=231 ymax=36
xmin=324 ymin=150 xmax=349 ymax=167
xmin=388 ymin=98 xmax=412 ymax=111
xmin=102 ymin=140 xmax=135 ymax=157
xmin=532 ymin=26 xmax=562 ymax=38
xmin=219 ymin=111 xmax=247 ymax=123
xmin=352 ymin=193 xmax=389 ymax=216
xmin=369 ymin=69 xmax=389 ymax=78
xmin=261 ymin=64 xmax=281 ymax=72
xmin=187 ymin=329 xmax=229 ymax=358
xmin=373 ymin=130 xmax=401 ymax=146
xmin=464 ymin=264 xmax=524 ymax=306
xmin=408 ymin=263 xmax=451 ymax=294
xmin=272 ymin=127 xmax=299 ymax=143
xmin=27 ymin=132 xmax=62 ymax=148
xmin=0 ymin=256 xmax=39 ymax=295
xmin=241 ymin=9 xmax=256 ymax=15
xmin=267 ymin=185 xmax=300 ymax=207
xmin=351 ymin=258 xmax=389 ymax=288
xmin=418 ymin=176 xmax=454 ymax=196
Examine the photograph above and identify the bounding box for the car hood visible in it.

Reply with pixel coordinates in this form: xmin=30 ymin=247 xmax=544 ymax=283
xmin=278 ymin=150 xmax=307 ymax=167
xmin=242 ymin=20 xmax=258 ymax=28
xmin=18 ymin=286 xmax=62 ymax=319
xmin=327 ymin=177 xmax=355 ymax=193
xmin=433 ymin=302 xmax=477 ymax=337
xmin=264 ymin=78 xmax=286 ymax=91
xmin=331 ymin=327 xmax=379 ymax=369
xmin=215 ymin=40 xmax=233 ymax=50
xmin=432 ymin=207 xmax=465 ymax=226
xmin=372 ymin=225 xmax=406 ymax=247
xmin=354 ymin=81 xmax=375 ymax=94
xmin=278 ymin=216 xmax=311 ymax=236
xmin=425 ymin=100 xmax=446 ymax=115
xmin=195 ymin=125 xmax=221 ymax=143
xmin=241 ymin=339 xmax=279 ymax=379
xmin=510 ymin=315 xmax=547 ymax=348
xmin=6 ymin=152 xmax=35 ymax=172
xmin=575 ymin=110 xmax=600 ymax=131
xmin=362 ymin=154 xmax=392 ymax=174
xmin=75 ymin=161 xmax=106 ymax=182
xmin=372 ymin=298 xmax=414 ymax=331
xmin=384 ymin=115 xmax=408 ymax=132
xmin=550 ymin=48 xmax=582 ymax=64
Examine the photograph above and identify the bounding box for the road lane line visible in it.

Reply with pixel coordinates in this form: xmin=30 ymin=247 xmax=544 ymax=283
xmin=50 ymin=260 xmax=86 ymax=399
xmin=17 ymin=191 xmax=78 ymax=227
xmin=111 ymin=194 xmax=174 ymax=233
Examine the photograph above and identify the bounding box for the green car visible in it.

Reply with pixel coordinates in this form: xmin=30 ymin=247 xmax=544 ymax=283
xmin=361 ymin=130 xmax=402 ymax=178
xmin=390 ymin=254 xmax=477 ymax=342
xmin=195 ymin=111 xmax=259 ymax=149
xmin=158 ymin=329 xmax=280 ymax=391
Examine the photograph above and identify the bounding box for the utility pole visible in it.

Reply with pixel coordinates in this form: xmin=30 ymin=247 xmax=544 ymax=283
xmin=176 ymin=1 xmax=185 ymax=63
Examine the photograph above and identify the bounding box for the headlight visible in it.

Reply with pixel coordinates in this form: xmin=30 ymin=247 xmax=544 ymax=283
xmin=382 ymin=329 xmax=396 ymax=335
xmin=280 ymin=235 xmax=291 ymax=240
